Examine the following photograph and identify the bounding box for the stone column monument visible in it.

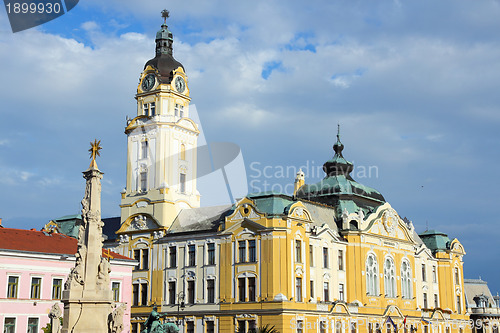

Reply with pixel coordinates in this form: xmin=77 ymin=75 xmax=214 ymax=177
xmin=62 ymin=140 xmax=113 ymax=333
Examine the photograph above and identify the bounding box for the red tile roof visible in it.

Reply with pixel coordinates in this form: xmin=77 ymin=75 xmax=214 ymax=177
xmin=0 ymin=228 xmax=131 ymax=260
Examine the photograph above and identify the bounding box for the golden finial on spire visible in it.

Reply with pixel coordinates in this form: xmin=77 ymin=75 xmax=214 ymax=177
xmin=89 ymin=139 xmax=102 ymax=168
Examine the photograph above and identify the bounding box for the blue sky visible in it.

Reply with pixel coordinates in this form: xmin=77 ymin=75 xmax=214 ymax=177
xmin=1 ymin=0 xmax=499 ymax=292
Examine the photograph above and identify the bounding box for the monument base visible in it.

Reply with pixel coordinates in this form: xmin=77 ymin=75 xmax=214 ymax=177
xmin=61 ymin=298 xmax=113 ymax=333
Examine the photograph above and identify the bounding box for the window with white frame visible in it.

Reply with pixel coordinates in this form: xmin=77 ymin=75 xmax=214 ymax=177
xmin=112 ymin=281 xmax=120 ymax=302
xmin=4 ymin=318 xmax=15 ymax=333
xmin=207 ymin=243 xmax=215 ymax=265
xmin=207 ymin=279 xmax=215 ymax=303
xmin=30 ymin=277 xmax=41 ymax=299
xmin=188 ymin=245 xmax=196 ymax=266
xmin=169 ymin=246 xmax=177 ymax=268
xmin=52 ymin=278 xmax=63 ymax=299
xmin=248 ymin=240 xmax=256 ymax=262
xmin=296 ymin=277 xmax=302 ymax=302
xmin=150 ymin=102 xmax=156 ymax=116
xmin=7 ymin=276 xmax=19 ymax=298
xmin=140 ymin=171 xmax=147 ymax=192
xmin=309 ymin=245 xmax=314 ymax=266
xmin=143 ymin=103 xmax=149 ymax=116
xmin=179 ymin=173 xmax=186 ymax=193
xmin=339 ymin=283 xmax=344 ymax=301
xmin=295 ymin=240 xmax=302 ymax=263
xmin=384 ymin=257 xmax=396 ymax=298
xmin=168 ymin=281 xmax=176 ymax=305
xmin=323 ymin=281 xmax=329 ymax=302
xmin=401 ymin=260 xmax=412 ymax=299
xmin=366 ymin=254 xmax=379 ymax=296
xmin=28 ymin=318 xmax=38 ymax=333
xmin=323 ymin=247 xmax=329 ymax=268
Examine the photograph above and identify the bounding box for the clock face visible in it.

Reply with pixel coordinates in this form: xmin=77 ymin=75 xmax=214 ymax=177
xmin=175 ymin=76 xmax=186 ymax=93
xmin=142 ymin=74 xmax=156 ymax=91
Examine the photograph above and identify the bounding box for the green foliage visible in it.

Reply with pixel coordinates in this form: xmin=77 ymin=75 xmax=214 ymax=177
xmin=41 ymin=317 xmax=63 ymax=333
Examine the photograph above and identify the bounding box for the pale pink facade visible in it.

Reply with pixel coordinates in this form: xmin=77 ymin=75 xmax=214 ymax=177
xmin=0 ymin=249 xmax=135 ymax=332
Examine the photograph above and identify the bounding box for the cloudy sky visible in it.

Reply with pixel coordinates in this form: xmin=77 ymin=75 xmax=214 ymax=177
xmin=1 ymin=0 xmax=499 ymax=292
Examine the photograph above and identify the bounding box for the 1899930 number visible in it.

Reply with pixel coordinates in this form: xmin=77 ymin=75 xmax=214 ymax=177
xmin=5 ymin=2 xmax=61 ymax=14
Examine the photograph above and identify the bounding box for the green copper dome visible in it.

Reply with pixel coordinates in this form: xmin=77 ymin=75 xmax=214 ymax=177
xmin=296 ymin=128 xmax=385 ymax=221
xmin=419 ymin=229 xmax=451 ymax=253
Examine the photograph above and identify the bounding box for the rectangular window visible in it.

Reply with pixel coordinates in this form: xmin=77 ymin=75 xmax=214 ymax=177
xmin=249 ymin=321 xmax=257 ymax=331
xmin=309 ymin=245 xmax=314 ymax=266
xmin=434 ymin=294 xmax=439 ymax=308
xmin=310 ymin=280 xmax=314 ymax=299
xmin=457 ymin=296 xmax=461 ymax=314
xmin=339 ymin=283 xmax=345 ymax=301
xmin=432 ymin=266 xmax=437 ymax=283
xmin=142 ymin=249 xmax=149 ymax=270
xmin=422 ymin=264 xmax=426 ymax=282
xmin=180 ymin=105 xmax=184 ymax=118
xmin=140 ymin=172 xmax=147 ymax=192
xmin=238 ymin=277 xmax=246 ymax=302
xmin=248 ymin=277 xmax=256 ymax=302
xmin=188 ymin=281 xmax=195 ymax=304
xmin=188 ymin=245 xmax=196 ymax=266
xmin=207 ymin=279 xmax=215 ymax=303
xmin=7 ymin=276 xmax=18 ymax=298
xmin=336 ymin=320 xmax=342 ymax=333
xmin=180 ymin=173 xmax=186 ymax=193
xmin=423 ymin=292 xmax=428 ymax=309
xmin=455 ymin=268 xmax=460 ymax=285
xmin=169 ymin=246 xmax=177 ymax=268
xmin=296 ymin=277 xmax=302 ymax=302
xmin=141 ymin=283 xmax=148 ymax=306
xmin=324 ymin=281 xmax=329 ymax=302
xmin=141 ymin=141 xmax=148 ymax=159
xmin=186 ymin=322 xmax=194 ymax=333
xmin=175 ymin=103 xmax=179 ymax=117
xmin=150 ymin=102 xmax=156 ymax=116
xmin=238 ymin=321 xmax=246 ymax=332
xmin=351 ymin=322 xmax=357 ymax=333
xmin=169 ymin=281 xmax=176 ymax=305
xmin=112 ymin=282 xmax=120 ymax=302
xmin=208 ymin=243 xmax=215 ymax=265
xmin=338 ymin=250 xmax=344 ymax=270
xmin=133 ymin=284 xmax=139 ymax=306
xmin=369 ymin=323 xmax=374 ymax=333
xmin=30 ymin=277 xmax=41 ymax=299
xmin=28 ymin=317 xmax=39 ymax=333
xmin=249 ymin=240 xmax=256 ymax=262
xmin=297 ymin=320 xmax=304 ymax=333
xmin=206 ymin=322 xmax=215 ymax=333
xmin=239 ymin=241 xmax=246 ymax=262
xmin=52 ymin=278 xmax=62 ymax=300
xmin=4 ymin=318 xmax=15 ymax=333
xmin=295 ymin=240 xmax=302 ymax=263
xmin=320 ymin=322 xmax=327 ymax=333
xmin=143 ymin=103 xmax=149 ymax=116
xmin=323 ymin=247 xmax=329 ymax=268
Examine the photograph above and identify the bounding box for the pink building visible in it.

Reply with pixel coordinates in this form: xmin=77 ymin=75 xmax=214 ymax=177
xmin=0 ymin=228 xmax=136 ymax=332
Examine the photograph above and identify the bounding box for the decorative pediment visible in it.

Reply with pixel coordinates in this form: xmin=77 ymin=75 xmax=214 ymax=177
xmin=176 ymin=118 xmax=199 ymax=133
xmin=226 ymin=198 xmax=264 ymax=225
xmin=449 ymin=239 xmax=466 ymax=255
xmin=364 ymin=203 xmax=416 ymax=244
xmin=288 ymin=202 xmax=312 ymax=222
xmin=116 ymin=213 xmax=162 ymax=234
xmin=382 ymin=304 xmax=405 ymax=318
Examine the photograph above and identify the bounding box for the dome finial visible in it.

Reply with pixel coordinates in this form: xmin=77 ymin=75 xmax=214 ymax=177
xmin=161 ymin=9 xmax=170 ymax=25
xmin=333 ymin=122 xmax=344 ymax=156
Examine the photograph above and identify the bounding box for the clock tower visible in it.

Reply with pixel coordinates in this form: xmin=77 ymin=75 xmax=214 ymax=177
xmin=120 ymin=11 xmax=200 ymax=230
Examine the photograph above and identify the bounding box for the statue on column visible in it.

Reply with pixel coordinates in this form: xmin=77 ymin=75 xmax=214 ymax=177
xmin=48 ymin=303 xmax=62 ymax=333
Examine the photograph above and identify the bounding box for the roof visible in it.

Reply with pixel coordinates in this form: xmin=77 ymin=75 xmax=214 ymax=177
xmin=418 ymin=229 xmax=451 ymax=252
xmin=49 ymin=215 xmax=121 ymax=241
xmin=249 ymin=192 xmax=295 ymax=216
xmin=0 ymin=228 xmax=131 ymax=260
xmin=464 ymin=278 xmax=497 ymax=309
xmin=168 ymin=205 xmax=233 ymax=234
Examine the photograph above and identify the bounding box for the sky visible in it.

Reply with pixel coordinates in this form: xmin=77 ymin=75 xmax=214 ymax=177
xmin=0 ymin=0 xmax=499 ymax=292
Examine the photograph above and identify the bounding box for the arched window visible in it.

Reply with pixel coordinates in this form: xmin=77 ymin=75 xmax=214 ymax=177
xmin=180 ymin=144 xmax=186 ymax=160
xmin=384 ymin=257 xmax=396 ymax=298
xmin=401 ymin=260 xmax=412 ymax=299
xmin=366 ymin=254 xmax=379 ymax=296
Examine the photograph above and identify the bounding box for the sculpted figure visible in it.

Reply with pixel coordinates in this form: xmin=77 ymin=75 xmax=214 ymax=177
xmin=49 ymin=303 xmax=62 ymax=333
xmin=97 ymin=257 xmax=111 ymax=289
xmin=108 ymin=303 xmax=126 ymax=333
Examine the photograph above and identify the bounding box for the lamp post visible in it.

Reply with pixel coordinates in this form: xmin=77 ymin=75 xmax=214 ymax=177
xmin=177 ymin=291 xmax=185 ymax=326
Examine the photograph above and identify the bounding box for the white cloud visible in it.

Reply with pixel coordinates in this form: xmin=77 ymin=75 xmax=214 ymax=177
xmin=81 ymin=21 xmax=99 ymax=31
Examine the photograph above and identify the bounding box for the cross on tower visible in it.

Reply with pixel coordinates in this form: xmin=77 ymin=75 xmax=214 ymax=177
xmin=161 ymin=9 xmax=169 ymax=24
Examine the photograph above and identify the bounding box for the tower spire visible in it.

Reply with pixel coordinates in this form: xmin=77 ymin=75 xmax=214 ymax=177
xmin=155 ymin=9 xmax=174 ymax=56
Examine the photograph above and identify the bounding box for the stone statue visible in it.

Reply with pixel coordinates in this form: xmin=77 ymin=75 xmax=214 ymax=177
xmin=49 ymin=303 xmax=62 ymax=333
xmin=141 ymin=306 xmax=179 ymax=333
xmin=108 ymin=303 xmax=126 ymax=333
xmin=97 ymin=256 xmax=111 ymax=289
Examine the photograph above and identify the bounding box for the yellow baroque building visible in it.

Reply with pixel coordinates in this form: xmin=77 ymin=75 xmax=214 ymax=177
xmin=108 ymin=14 xmax=471 ymax=333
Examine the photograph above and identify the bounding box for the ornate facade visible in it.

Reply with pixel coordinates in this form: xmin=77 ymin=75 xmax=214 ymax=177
xmin=108 ymin=13 xmax=472 ymax=333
